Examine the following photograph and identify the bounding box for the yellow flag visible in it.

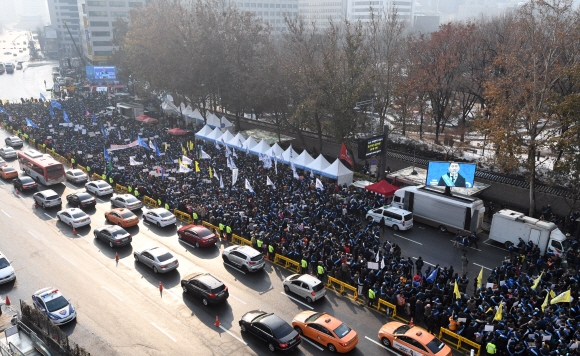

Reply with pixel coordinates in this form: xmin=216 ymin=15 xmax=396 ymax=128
xmin=541 ymin=292 xmax=550 ymax=311
xmin=164 ymin=143 xmax=168 ymax=152
xmin=550 ymin=290 xmax=571 ymax=304
xmin=178 ymin=157 xmax=182 ymax=166
xmin=189 ymin=140 xmax=194 ymax=150
xmin=453 ymin=282 xmax=461 ymax=299
xmin=550 ymin=290 xmax=556 ymax=299
xmin=209 ymin=166 xmax=213 ymax=179
xmin=494 ymin=303 xmax=503 ymax=321
xmin=531 ymin=272 xmax=543 ymax=290
xmin=182 ymin=145 xmax=187 ymax=155
xmin=477 ymin=267 xmax=483 ymax=288
xmin=195 ymin=161 xmax=200 ymax=173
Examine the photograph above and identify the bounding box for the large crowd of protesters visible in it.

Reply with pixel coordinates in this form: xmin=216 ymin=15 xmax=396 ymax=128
xmin=2 ymin=94 xmax=580 ymax=356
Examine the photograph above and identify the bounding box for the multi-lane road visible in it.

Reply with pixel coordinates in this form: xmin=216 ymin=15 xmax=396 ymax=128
xmin=0 ymin=28 xmax=511 ymax=356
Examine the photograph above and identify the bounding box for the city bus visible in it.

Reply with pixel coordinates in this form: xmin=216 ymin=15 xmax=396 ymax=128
xmin=17 ymin=150 xmax=65 ymax=185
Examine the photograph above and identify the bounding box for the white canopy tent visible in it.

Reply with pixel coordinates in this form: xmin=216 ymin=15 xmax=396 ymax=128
xmin=194 ymin=124 xmax=213 ymax=139
xmin=161 ymin=99 xmax=179 ymax=115
xmin=206 ymin=113 xmax=221 ymax=128
xmin=242 ymin=136 xmax=258 ymax=151
xmin=227 ymin=133 xmax=246 ymax=148
xmin=305 ymin=154 xmax=331 ymax=175
xmin=281 ymin=145 xmax=299 ymax=163
xmin=221 ymin=116 xmax=233 ymax=128
xmin=249 ymin=139 xmax=271 ymax=155
xmin=293 ymin=151 xmax=314 ymax=169
xmin=321 ymin=159 xmax=354 ymax=185
xmin=265 ymin=143 xmax=284 ymax=158
xmin=204 ymin=127 xmax=223 ymax=142
xmin=217 ymin=130 xmax=235 ymax=144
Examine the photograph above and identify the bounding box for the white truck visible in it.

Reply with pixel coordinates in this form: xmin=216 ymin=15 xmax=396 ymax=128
xmin=489 ymin=209 xmax=569 ymax=255
xmin=391 ymin=185 xmax=486 ymax=233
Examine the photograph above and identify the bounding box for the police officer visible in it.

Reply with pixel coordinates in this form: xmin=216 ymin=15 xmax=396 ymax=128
xmin=256 ymin=235 xmax=263 ymax=250
xmin=268 ymin=243 xmax=275 ymax=260
xmin=193 ymin=211 xmax=199 ymax=225
xmin=134 ymin=188 xmax=139 ymax=198
xmin=109 ymin=176 xmax=113 ymax=185
xmin=86 ymin=166 xmax=91 ymax=180
xmin=101 ymin=173 xmax=106 ymax=181
xmin=317 ymin=262 xmax=325 ymax=281
xmin=127 ymin=185 xmax=132 ymax=193
xmin=70 ymin=157 xmax=75 ymax=168
xmin=225 ymin=224 xmax=232 ymax=241
xmin=486 ymin=339 xmax=497 ymax=356
xmin=368 ymin=287 xmax=376 ymax=307
xmin=157 ymin=199 xmax=162 ymax=207
xmin=218 ymin=222 xmax=225 ymax=240
xmin=300 ymin=257 xmax=308 ymax=274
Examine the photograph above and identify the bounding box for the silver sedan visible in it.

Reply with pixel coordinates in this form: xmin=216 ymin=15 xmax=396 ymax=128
xmin=134 ymin=247 xmax=179 ymax=274
xmin=110 ymin=194 xmax=143 ymax=210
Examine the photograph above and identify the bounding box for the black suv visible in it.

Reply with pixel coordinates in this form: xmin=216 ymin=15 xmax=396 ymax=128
xmin=180 ymin=273 xmax=229 ymax=306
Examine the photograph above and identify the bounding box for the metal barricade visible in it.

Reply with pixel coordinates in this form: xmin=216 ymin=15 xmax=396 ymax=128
xmin=231 ymin=234 xmax=253 ymax=247
xmin=376 ymin=298 xmax=397 ymax=317
xmin=115 ymin=184 xmax=128 ymax=194
xmin=439 ymin=328 xmax=481 ymax=356
xmin=273 ymin=255 xmax=301 ymax=274
xmin=326 ymin=276 xmax=358 ymax=299
xmin=143 ymin=196 xmax=157 ymax=208
xmin=202 ymin=221 xmax=220 ymax=236
xmin=92 ymin=173 xmax=103 ymax=181
xmin=174 ymin=210 xmax=193 ymax=224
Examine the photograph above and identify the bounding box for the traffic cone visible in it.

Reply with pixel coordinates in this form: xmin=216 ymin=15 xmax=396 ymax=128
xmin=15 ymin=187 xmax=19 ymax=195
xmin=214 ymin=316 xmax=220 ymax=327
xmin=73 ymin=226 xmax=77 ymax=235
xmin=115 ymin=252 xmax=119 ymax=262
xmin=409 ymin=317 xmax=414 ymax=326
xmin=159 ymin=281 xmax=163 ymax=292
xmin=5 ymin=295 xmax=10 ymax=306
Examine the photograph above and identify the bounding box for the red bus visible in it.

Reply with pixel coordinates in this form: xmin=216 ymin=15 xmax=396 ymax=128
xmin=17 ymin=150 xmax=65 ymax=185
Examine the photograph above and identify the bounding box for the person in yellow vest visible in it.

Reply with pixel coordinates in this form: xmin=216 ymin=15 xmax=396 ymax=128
xmin=317 ymin=263 xmax=325 ymax=281
xmin=70 ymin=157 xmax=75 ymax=168
xmin=164 ymin=203 xmax=170 ymax=211
xmin=268 ymin=243 xmax=275 ymax=260
xmin=256 ymin=236 xmax=263 ymax=250
xmin=42 ymin=143 xmax=46 ymax=151
xmin=301 ymin=258 xmax=308 ymax=274
xmin=101 ymin=173 xmax=106 ymax=180
xmin=127 ymin=186 xmax=132 ymax=193
xmin=157 ymin=199 xmax=162 ymax=207
xmin=486 ymin=341 xmax=497 ymax=356
xmin=218 ymin=222 xmax=225 ymax=240
xmin=23 ymin=133 xmax=28 ymax=139
xmin=226 ymin=225 xmax=232 ymax=241
xmin=108 ymin=177 xmax=113 ymax=185
xmin=86 ymin=166 xmax=91 ymax=181
xmin=134 ymin=189 xmax=139 ymax=198
xmin=192 ymin=211 xmax=199 ymax=225
xmin=368 ymin=287 xmax=376 ymax=307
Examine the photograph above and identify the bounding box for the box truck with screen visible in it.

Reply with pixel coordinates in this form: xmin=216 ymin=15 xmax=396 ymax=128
xmin=391 ymin=185 xmax=485 ymax=233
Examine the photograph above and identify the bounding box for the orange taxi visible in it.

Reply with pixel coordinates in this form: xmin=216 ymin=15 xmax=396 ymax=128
xmin=105 ymin=208 xmax=139 ymax=228
xmin=378 ymin=322 xmax=452 ymax=356
xmin=0 ymin=166 xmax=18 ymax=179
xmin=292 ymin=311 xmax=358 ymax=353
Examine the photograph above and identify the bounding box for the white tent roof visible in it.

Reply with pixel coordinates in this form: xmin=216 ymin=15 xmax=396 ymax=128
xmin=243 ymin=136 xmax=258 ymax=150
xmin=227 ymin=132 xmax=246 ymax=148
xmin=204 ymin=127 xmax=223 ymax=142
xmin=161 ymin=99 xmax=179 ymax=114
xmin=217 ymin=130 xmax=235 ymax=144
xmin=293 ymin=151 xmax=314 ymax=169
xmin=249 ymin=139 xmax=271 ymax=155
xmin=265 ymin=143 xmax=284 ymax=157
xmin=194 ymin=124 xmax=213 ymax=138
xmin=305 ymin=154 xmax=331 ymax=174
xmin=182 ymin=105 xmax=193 ymax=117
xmin=187 ymin=108 xmax=203 ymax=121
xmin=281 ymin=145 xmax=299 ymax=163
xmin=220 ymin=115 xmax=233 ymax=128
xmin=206 ymin=113 xmax=222 ymax=128
xmin=321 ymin=159 xmax=354 ymax=185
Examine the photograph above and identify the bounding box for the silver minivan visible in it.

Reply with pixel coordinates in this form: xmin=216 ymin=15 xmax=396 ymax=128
xmin=33 ymin=189 xmax=62 ymax=208
xmin=366 ymin=206 xmax=414 ymax=231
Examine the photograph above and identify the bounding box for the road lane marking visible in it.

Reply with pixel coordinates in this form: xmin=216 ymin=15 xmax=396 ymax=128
xmin=17 ymin=194 xmax=24 ymax=199
xmin=0 ymin=181 xmax=4 ymax=185
xmin=218 ymin=325 xmax=247 ymax=345
xmin=120 ymin=260 xmax=132 ymax=269
xmin=281 ymin=292 xmax=314 ymax=310
xmin=418 ymin=226 xmax=425 ymax=229
xmin=229 ymin=294 xmax=247 ymax=305
xmin=96 ymin=198 xmax=105 ymax=203
xmin=43 ymin=213 xmax=54 ymax=219
xmin=224 ymin=263 xmax=246 ymax=274
xmin=163 ymin=288 xmax=181 ymax=302
xmin=1 ymin=210 xmax=11 ymax=218
xmin=60 ymin=255 xmax=76 ymax=266
xmin=180 ymin=240 xmax=197 ymax=249
xmin=151 ymin=322 xmax=176 ymax=342
xmin=102 ymin=286 xmax=123 ymax=302
xmin=301 ymin=336 xmax=324 ymax=351
xmin=412 ymin=257 xmax=435 ymax=266
xmin=394 ymin=234 xmax=422 ymax=245
xmin=365 ymin=336 xmax=391 ymax=351
xmin=28 ymin=231 xmax=40 ymax=240
xmin=473 ymin=263 xmax=492 ymax=271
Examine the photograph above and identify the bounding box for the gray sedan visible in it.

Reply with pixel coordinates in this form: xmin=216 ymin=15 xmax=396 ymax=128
xmin=134 ymin=247 xmax=179 ymax=274
xmin=110 ymin=194 xmax=143 ymax=210
xmin=93 ymin=225 xmax=132 ymax=248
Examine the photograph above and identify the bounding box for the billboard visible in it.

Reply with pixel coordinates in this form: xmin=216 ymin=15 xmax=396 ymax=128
xmin=426 ymin=161 xmax=476 ymax=188
xmin=356 ymin=135 xmax=384 ymax=159
xmin=86 ymin=66 xmax=116 ymax=80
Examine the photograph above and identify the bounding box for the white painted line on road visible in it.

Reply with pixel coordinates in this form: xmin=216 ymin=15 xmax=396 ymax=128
xmin=281 ymin=292 xmax=314 ymax=310
xmin=43 ymin=213 xmax=54 ymax=219
xmin=60 ymin=255 xmax=76 ymax=266
xmin=224 ymin=263 xmax=246 ymax=274
xmin=180 ymin=240 xmax=197 ymax=249
xmin=229 ymin=294 xmax=247 ymax=305
xmin=473 ymin=263 xmax=492 ymax=271
xmin=418 ymin=226 xmax=425 ymax=229
xmin=1 ymin=210 xmax=11 ymax=218
xmin=394 ymin=234 xmax=422 ymax=245
xmin=120 ymin=260 xmax=132 ymax=269
xmin=151 ymin=322 xmax=176 ymax=342
xmin=301 ymin=336 xmax=324 ymax=351
xmin=144 ymin=222 xmax=151 ymax=226
xmin=365 ymin=336 xmax=391 ymax=351
xmin=412 ymin=257 xmax=435 ymax=267
xmin=17 ymin=194 xmax=24 ymax=199
xmin=28 ymin=231 xmax=40 ymax=240
xmin=0 ymin=181 xmax=4 ymax=185
xmin=96 ymin=198 xmax=105 ymax=203
xmin=102 ymin=286 xmax=123 ymax=302
xmin=218 ymin=325 xmax=247 ymax=345
xmin=163 ymin=288 xmax=181 ymax=302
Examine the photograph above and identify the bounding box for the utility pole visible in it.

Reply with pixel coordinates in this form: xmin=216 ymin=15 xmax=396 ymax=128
xmin=379 ymin=124 xmax=389 ymax=181
xmin=62 ymin=21 xmax=86 ymax=67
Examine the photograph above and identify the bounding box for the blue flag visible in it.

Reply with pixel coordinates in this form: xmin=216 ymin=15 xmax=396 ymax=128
xmin=0 ymin=107 xmax=7 ymax=115
xmin=49 ymin=107 xmax=54 ymax=119
xmin=101 ymin=126 xmax=108 ymax=138
xmin=40 ymin=93 xmax=46 ymax=101
xmin=25 ymin=118 xmax=39 ymax=128
xmin=426 ymin=268 xmax=439 ymax=284
xmin=92 ymin=113 xmax=97 ymax=125
xmin=104 ymin=147 xmax=110 ymax=161
xmin=161 ymin=167 xmax=165 ymax=182
xmin=63 ymin=110 xmax=70 ymax=123
xmin=51 ymin=100 xmax=62 ymax=110
xmin=154 ymin=142 xmax=161 ymax=157
xmin=137 ymin=136 xmax=150 ymax=150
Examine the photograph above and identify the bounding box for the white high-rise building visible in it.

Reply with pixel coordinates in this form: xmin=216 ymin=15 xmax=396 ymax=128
xmin=298 ymin=0 xmax=347 ymax=29
xmin=346 ymin=0 xmax=414 ymax=23
xmin=234 ymin=0 xmax=299 ymax=32
xmin=46 ymin=0 xmax=82 ymax=59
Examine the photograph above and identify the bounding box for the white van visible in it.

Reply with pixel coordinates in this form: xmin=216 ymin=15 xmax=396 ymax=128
xmin=366 ymin=206 xmax=413 ymax=231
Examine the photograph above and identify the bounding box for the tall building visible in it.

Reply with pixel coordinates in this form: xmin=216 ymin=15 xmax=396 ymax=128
xmin=46 ymin=0 xmax=82 ymax=59
xmin=78 ymin=0 xmax=149 ymax=64
xmin=234 ymin=0 xmax=299 ymax=32
xmin=346 ymin=0 xmax=414 ymax=23
xmin=299 ymin=0 xmax=347 ymax=29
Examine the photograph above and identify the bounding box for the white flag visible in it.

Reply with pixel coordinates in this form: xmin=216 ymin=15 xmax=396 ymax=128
xmin=182 ymin=155 xmax=192 ymax=165
xmin=149 ymin=140 xmax=155 ymax=150
xmin=310 ymin=169 xmax=314 ymax=178
xmin=229 ymin=156 xmax=237 ymax=169
xmin=225 ymin=144 xmax=231 ymax=157
xmin=129 ymin=157 xmax=143 ymax=166
xmin=232 ymin=149 xmax=237 ymax=158
xmin=178 ymin=163 xmax=191 ymax=173
xmin=245 ymin=179 xmax=254 ymax=193
xmin=316 ymin=178 xmax=324 ymax=190
xmin=232 ymin=168 xmax=238 ymax=185
xmin=380 ymin=259 xmax=385 ymax=269
xmin=292 ymin=162 xmax=299 ymax=179
xmin=200 ymin=150 xmax=212 ymax=159
xmin=375 ymin=250 xmax=380 ymax=262
xmin=266 ymin=176 xmax=276 ymax=189
xmin=274 ymin=157 xmax=278 ymax=175
xmin=219 ymin=174 xmax=224 ymax=188
xmin=215 ymin=140 xmax=221 ymax=150
xmin=213 ymin=170 xmax=219 ymax=181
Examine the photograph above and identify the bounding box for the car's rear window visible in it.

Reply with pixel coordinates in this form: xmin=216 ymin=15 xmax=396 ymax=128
xmin=334 ymin=323 xmax=351 ymax=338
xmin=3 ymin=167 xmax=15 ymax=172
xmin=120 ymin=211 xmax=134 ymax=218
xmin=46 ymin=165 xmax=63 ymax=174
xmin=112 ymin=230 xmax=127 ymax=237
xmin=97 ymin=182 xmax=109 ymax=188
xmin=126 ymin=197 xmax=139 ymax=203
xmin=312 ymin=282 xmax=324 ymax=292
xmin=251 ymin=254 xmax=263 ymax=262
xmin=209 ymin=284 xmax=226 ymax=294
xmin=404 ymin=213 xmax=413 ymax=221
xmin=74 ymin=171 xmax=84 ymax=176
xmin=159 ymin=212 xmax=173 ymax=218
xmin=45 ymin=195 xmax=59 ymax=200
xmin=21 ymin=177 xmax=34 ymax=183
xmin=157 ymin=253 xmax=173 ymax=262
xmin=196 ymin=229 xmax=213 ymax=237
xmin=272 ymin=321 xmax=295 ymax=339
xmin=78 ymin=193 xmax=92 ymax=200
xmin=426 ymin=338 xmax=445 ymax=354
xmin=72 ymin=212 xmax=87 ymax=218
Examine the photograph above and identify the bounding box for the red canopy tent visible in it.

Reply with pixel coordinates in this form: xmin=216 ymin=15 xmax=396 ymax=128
xmin=142 ymin=117 xmax=159 ymax=124
xmin=365 ymin=180 xmax=399 ymax=197
xmin=167 ymin=128 xmax=187 ymax=136
xmin=135 ymin=115 xmax=150 ymax=122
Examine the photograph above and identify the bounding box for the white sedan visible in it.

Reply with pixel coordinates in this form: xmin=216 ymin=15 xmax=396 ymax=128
xmin=143 ymin=208 xmax=176 ymax=227
xmin=110 ymin=194 xmax=143 ymax=210
xmin=56 ymin=208 xmax=91 ymax=228
xmin=85 ymin=181 xmax=114 ymax=196
xmin=65 ymin=169 xmax=88 ymax=183
xmin=0 ymin=251 xmax=16 ymax=284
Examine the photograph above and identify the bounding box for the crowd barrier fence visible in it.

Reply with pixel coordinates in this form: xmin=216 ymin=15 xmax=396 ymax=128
xmin=174 ymin=210 xmax=192 ymax=224
xmin=143 ymin=196 xmax=157 ymax=208
xmin=326 ymin=276 xmax=359 ymax=300
xmin=272 ymin=254 xmax=301 ymax=274
xmin=439 ymin=328 xmax=481 ymax=356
